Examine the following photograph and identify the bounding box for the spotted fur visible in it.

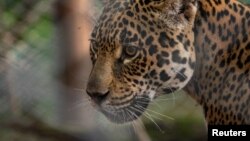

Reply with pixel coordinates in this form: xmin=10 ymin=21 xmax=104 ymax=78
xmin=86 ymin=0 xmax=250 ymax=125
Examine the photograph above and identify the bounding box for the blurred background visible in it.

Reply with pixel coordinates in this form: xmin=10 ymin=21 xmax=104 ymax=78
xmin=0 ymin=0 xmax=249 ymax=141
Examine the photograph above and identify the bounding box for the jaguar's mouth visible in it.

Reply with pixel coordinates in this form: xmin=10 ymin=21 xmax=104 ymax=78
xmin=100 ymin=95 xmax=150 ymax=124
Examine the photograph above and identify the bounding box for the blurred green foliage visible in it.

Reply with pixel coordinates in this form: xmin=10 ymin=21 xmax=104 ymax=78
xmin=243 ymin=0 xmax=250 ymax=3
xmin=0 ymin=0 xmax=54 ymax=49
xmin=1 ymin=0 xmax=250 ymax=141
xmin=0 ymin=0 xmax=56 ymax=140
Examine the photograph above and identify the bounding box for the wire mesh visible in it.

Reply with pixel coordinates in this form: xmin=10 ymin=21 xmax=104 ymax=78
xmin=2 ymin=0 xmax=249 ymax=141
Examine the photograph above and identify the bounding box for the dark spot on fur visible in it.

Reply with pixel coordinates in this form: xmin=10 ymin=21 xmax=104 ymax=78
xmin=160 ymin=70 xmax=171 ymax=81
xmin=172 ymin=50 xmax=187 ymax=64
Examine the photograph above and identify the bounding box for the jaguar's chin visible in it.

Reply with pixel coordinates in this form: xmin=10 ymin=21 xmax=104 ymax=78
xmin=101 ymin=95 xmax=150 ymax=124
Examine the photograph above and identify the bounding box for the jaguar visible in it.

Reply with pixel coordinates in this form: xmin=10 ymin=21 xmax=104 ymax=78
xmin=86 ymin=0 xmax=250 ymax=125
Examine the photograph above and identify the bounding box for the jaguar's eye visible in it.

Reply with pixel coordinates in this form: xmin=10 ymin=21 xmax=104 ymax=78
xmin=89 ymin=39 xmax=98 ymax=53
xmin=124 ymin=45 xmax=138 ymax=57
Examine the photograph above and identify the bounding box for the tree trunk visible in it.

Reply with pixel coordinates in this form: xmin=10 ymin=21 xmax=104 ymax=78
xmin=54 ymin=0 xmax=94 ymax=130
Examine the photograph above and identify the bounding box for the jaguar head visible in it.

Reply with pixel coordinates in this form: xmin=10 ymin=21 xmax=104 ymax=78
xmin=86 ymin=0 xmax=197 ymax=123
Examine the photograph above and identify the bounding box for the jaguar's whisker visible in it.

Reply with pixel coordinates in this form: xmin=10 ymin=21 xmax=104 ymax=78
xmin=130 ymin=105 xmax=165 ymax=133
xmin=67 ymin=101 xmax=92 ymax=112
xmin=172 ymin=68 xmax=187 ymax=80
xmin=135 ymin=95 xmax=163 ymax=110
xmin=126 ymin=108 xmax=148 ymax=137
xmin=136 ymin=104 xmax=175 ymax=121
xmin=143 ymin=111 xmax=165 ymax=133
xmin=122 ymin=109 xmax=132 ymax=136
xmin=161 ymin=85 xmax=177 ymax=107
xmin=134 ymin=104 xmax=164 ymax=121
xmin=125 ymin=109 xmax=136 ymax=134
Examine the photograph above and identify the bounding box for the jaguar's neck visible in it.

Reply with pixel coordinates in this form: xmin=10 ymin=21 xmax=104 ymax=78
xmin=184 ymin=0 xmax=250 ymax=104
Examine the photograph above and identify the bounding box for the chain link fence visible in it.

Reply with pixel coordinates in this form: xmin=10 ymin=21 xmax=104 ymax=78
xmin=0 ymin=0 xmax=56 ymax=117
xmin=1 ymin=0 xmax=250 ymax=141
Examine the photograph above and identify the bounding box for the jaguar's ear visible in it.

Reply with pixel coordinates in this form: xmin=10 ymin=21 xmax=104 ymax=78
xmin=146 ymin=0 xmax=198 ymax=29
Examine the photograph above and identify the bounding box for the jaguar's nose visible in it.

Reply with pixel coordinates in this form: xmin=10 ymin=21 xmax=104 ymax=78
xmin=86 ymin=90 xmax=109 ymax=105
